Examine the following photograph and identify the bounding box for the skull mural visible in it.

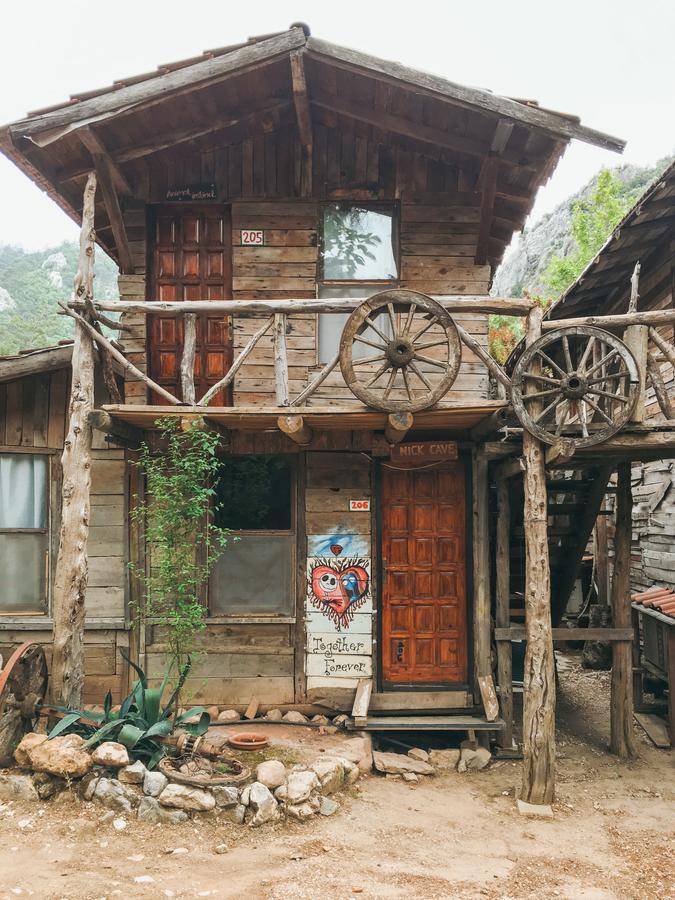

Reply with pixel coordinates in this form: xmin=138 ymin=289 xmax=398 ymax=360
xmin=307 ymin=557 xmax=371 ymax=630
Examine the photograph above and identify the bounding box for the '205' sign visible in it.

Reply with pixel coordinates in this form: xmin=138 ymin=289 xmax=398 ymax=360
xmin=240 ymin=229 xmax=264 ymax=246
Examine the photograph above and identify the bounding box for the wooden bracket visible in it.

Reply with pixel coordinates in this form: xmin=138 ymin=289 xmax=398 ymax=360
xmin=91 ymin=153 xmax=133 ymax=273
xmin=384 ymin=412 xmax=413 ymax=444
xmin=78 ymin=127 xmax=132 ymax=195
xmin=278 ymin=414 xmax=313 ymax=445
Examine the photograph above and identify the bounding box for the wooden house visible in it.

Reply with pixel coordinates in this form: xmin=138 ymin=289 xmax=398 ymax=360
xmin=2 ymin=23 xmax=653 ymax=804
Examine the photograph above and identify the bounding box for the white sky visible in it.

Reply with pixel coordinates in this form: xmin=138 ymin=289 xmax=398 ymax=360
xmin=0 ymin=0 xmax=673 ymax=250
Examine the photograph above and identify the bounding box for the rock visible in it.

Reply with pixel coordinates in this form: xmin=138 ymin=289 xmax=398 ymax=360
xmin=517 ymin=799 xmax=554 ymax=818
xmin=321 ymin=725 xmax=338 ymax=735
xmin=256 ymin=759 xmax=286 ymax=790
xmin=458 ymin=746 xmax=491 ymax=772
xmin=214 ymin=844 xmax=228 ymax=854
xmin=286 ymin=801 xmax=317 ymax=821
xmin=372 ymin=751 xmax=434 ymax=777
xmin=134 ymin=875 xmax=154 ymax=883
xmin=91 ymin=742 xmax=129 ymax=768
xmin=217 ymin=709 xmax=240 ymax=723
xmin=143 ymin=770 xmax=168 ymax=797
xmin=264 ymin=708 xmax=283 ymax=721
xmin=0 ymin=773 xmax=38 ymax=802
xmin=310 ymin=758 xmax=344 ymax=795
xmin=407 ymin=747 xmax=429 ymax=763
xmin=402 ymin=772 xmax=419 ymax=784
xmin=311 ymin=714 xmax=330 ymax=725
xmin=88 ymin=777 xmax=135 ymax=813
xmin=158 ymin=783 xmax=215 ymax=812
xmin=274 ymin=784 xmax=287 ymax=802
xmin=206 ymin=705 xmax=219 ymax=720
xmin=118 ymin=760 xmax=146 ymax=784
xmin=341 ymin=735 xmax=373 ymax=771
xmin=282 ymin=710 xmax=308 ymax=724
xmin=319 ymin=796 xmax=339 ymax=816
xmin=285 ymin=771 xmax=321 ymax=804
xmin=113 ymin=818 xmax=127 ymax=832
xmin=332 ymin=714 xmax=350 ymax=727
xmin=137 ymin=796 xmax=189 ymax=824
xmin=429 ymin=749 xmax=460 ymax=770
xmin=32 ymin=772 xmax=64 ymax=800
xmin=212 ymin=785 xmax=239 ymax=808
xmin=245 ymin=782 xmax=280 ymax=827
xmin=223 ymin=803 xmax=246 ymax=824
xmin=345 ymin=765 xmax=360 ymax=786
xmin=14 ymin=733 xmax=47 ymax=767
xmin=28 ymin=734 xmax=93 ymax=779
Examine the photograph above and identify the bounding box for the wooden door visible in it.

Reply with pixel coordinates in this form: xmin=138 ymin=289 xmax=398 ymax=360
xmin=381 ymin=462 xmax=468 ymax=685
xmin=148 ymin=206 xmax=232 ymax=404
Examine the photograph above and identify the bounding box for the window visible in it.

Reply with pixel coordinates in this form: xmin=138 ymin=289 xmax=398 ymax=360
xmin=0 ymin=454 xmax=49 ymax=614
xmin=209 ymin=456 xmax=295 ymax=616
xmin=319 ymin=204 xmax=398 ymax=363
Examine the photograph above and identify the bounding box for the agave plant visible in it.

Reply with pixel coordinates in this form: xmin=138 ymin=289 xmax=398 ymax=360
xmin=48 ymin=652 xmax=210 ymax=769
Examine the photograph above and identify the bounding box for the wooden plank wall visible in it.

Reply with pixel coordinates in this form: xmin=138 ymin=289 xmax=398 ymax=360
xmin=0 ymin=367 xmax=130 ymax=701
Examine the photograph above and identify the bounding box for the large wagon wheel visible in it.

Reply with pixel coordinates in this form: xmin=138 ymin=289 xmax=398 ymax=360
xmin=339 ymin=289 xmax=461 ymax=413
xmin=511 ymin=326 xmax=639 ymax=448
xmin=0 ymin=642 xmax=48 ymax=765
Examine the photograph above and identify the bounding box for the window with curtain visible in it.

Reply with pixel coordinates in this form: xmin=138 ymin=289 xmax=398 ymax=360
xmin=209 ymin=456 xmax=295 ymax=616
xmin=318 ymin=204 xmax=399 ymax=363
xmin=0 ymin=454 xmax=49 ymax=614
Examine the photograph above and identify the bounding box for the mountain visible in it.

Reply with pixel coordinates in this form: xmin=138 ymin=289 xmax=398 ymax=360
xmin=493 ymin=155 xmax=674 ymax=299
xmin=0 ymin=242 xmax=119 ymax=356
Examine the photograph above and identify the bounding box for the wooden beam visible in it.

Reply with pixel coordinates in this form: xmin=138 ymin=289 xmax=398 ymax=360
xmin=291 ymin=352 xmax=339 ymax=406
xmin=543 ymin=308 xmax=675 ymax=330
xmin=495 ymin=479 xmax=514 ymax=749
xmin=610 ymin=461 xmax=638 ymax=759
xmin=198 ymin=315 xmax=274 ymax=407
xmin=11 ymin=28 xmax=308 ymax=139
xmin=290 ymin=50 xmax=313 ymax=197
xmin=0 ymin=345 xmax=73 ymax=383
xmin=647 ymin=351 xmax=673 ymax=419
xmin=455 ymin=321 xmax=510 ymax=388
xmin=89 ymin=296 xmax=536 ymax=316
xmin=180 ymin=313 xmax=197 ymax=404
xmin=476 ymin=157 xmax=499 ymax=266
xmin=384 ymin=412 xmax=413 ymax=444
xmin=273 ymin=313 xmax=290 ymax=407
xmin=78 ymin=127 xmax=131 ymax=195
xmin=92 ymin=154 xmax=133 ymax=273
xmin=51 ymin=172 xmax=97 ymax=708
xmin=277 ymin=414 xmax=313 ymax=445
xmin=495 ymin=627 xmax=634 ymax=642
xmin=521 ymin=305 xmax=556 ymax=806
xmin=306 ymin=38 xmax=625 ymax=152
xmin=88 ymin=409 xmax=143 ymax=446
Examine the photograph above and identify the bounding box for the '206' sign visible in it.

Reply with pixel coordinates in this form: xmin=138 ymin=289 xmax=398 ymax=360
xmin=240 ymin=229 xmax=264 ymax=245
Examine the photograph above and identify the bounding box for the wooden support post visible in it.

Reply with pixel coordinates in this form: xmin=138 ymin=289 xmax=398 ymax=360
xmin=88 ymin=410 xmax=142 ymax=447
xmin=521 ymin=304 xmax=556 ymax=805
xmin=495 ymin=478 xmax=514 ymax=749
xmin=51 ymin=172 xmax=98 ymax=708
xmin=180 ymin=313 xmax=197 ymax=404
xmin=595 ymin=514 xmax=609 ymax=606
xmin=384 ymin=412 xmax=413 ymax=444
xmin=91 ymin=155 xmax=133 ymax=274
xmin=631 ymin=606 xmax=645 ymax=713
xmin=472 ymin=450 xmax=491 ymax=698
xmin=278 ymin=414 xmax=313 ymax=446
xmin=610 ymin=461 xmax=637 ymax=759
xmin=624 ymin=324 xmax=648 ymax=422
xmin=290 ymin=49 xmax=313 ymax=198
xmin=647 ymin=351 xmax=673 ymax=419
xmin=274 ymin=313 xmax=290 ymax=407
xmin=475 ymin=156 xmax=499 ymax=266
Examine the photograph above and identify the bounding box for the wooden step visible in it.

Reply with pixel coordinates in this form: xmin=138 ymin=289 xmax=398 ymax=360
xmin=349 ymin=715 xmax=505 ymax=731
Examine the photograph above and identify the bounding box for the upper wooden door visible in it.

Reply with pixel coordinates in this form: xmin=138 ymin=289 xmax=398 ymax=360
xmin=381 ymin=462 xmax=468 ymax=685
xmin=148 ymin=206 xmax=232 ymax=404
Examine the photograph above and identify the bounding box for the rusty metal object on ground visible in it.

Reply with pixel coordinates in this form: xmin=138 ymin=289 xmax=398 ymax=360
xmin=159 ymin=752 xmax=250 ymax=788
xmin=339 ymin=289 xmax=461 ymax=413
xmin=227 ymin=732 xmax=270 ymax=751
xmin=511 ymin=326 xmax=639 ymax=448
xmin=0 ymin=642 xmax=49 ymax=766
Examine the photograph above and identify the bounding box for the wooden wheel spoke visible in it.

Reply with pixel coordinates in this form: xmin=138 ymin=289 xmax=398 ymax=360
xmin=353 ymin=354 xmax=388 ymax=366
xmin=364 ymin=361 xmax=391 ymax=387
xmin=587 ymin=372 xmax=629 ymax=386
xmin=414 ymin=338 xmax=448 ymax=351
xmin=403 ymin=303 xmax=417 ymax=336
xmin=523 ymin=372 xmax=561 ymax=386
xmin=364 ymin=315 xmax=390 ymax=343
xmin=386 ymin=302 xmax=397 ymax=336
xmin=410 ymin=315 xmax=438 ymax=343
xmin=555 ymin=399 xmax=569 ymax=436
xmin=523 ymin=387 xmax=560 ymax=399
xmin=562 ymin=335 xmax=573 ymax=373
xmin=409 ymin=360 xmax=432 ymax=390
xmin=536 ymin=350 xmax=566 ymax=378
xmin=579 ymin=335 xmax=596 ymax=372
xmin=584 ymin=395 xmax=614 ymax=425
xmin=354 ymin=333 xmax=387 ymax=351
xmin=402 ymin=367 xmax=413 ymax=401
xmin=585 ymin=348 xmax=619 ymax=378
xmin=534 ymin=394 xmax=564 ymax=424
xmin=382 ymin=367 xmax=398 ymax=400
xmin=586 ymin=387 xmax=629 ymax=404
xmin=413 ymin=353 xmax=447 ymax=370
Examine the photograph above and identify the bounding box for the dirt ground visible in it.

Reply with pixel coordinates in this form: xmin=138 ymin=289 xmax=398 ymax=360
xmin=0 ymin=653 xmax=672 ymax=900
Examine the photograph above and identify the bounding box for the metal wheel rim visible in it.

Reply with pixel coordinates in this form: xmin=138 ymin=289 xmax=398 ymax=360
xmin=511 ymin=325 xmax=639 ymax=448
xmin=339 ymin=289 xmax=461 ymax=413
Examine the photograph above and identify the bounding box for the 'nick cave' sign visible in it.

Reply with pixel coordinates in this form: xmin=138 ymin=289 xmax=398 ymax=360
xmin=165 ymin=183 xmax=217 ymax=202
xmin=391 ymin=440 xmax=458 ymax=463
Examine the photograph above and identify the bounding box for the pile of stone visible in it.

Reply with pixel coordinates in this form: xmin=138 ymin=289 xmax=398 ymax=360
xmin=1 ymin=731 xmax=372 ymax=828
xmin=371 ymin=741 xmax=491 ymax=781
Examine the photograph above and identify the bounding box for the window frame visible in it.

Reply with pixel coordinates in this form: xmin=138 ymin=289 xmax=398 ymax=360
xmin=318 ymin=201 xmax=401 ymax=285
xmin=206 ymin=454 xmax=298 ymax=623
xmin=0 ymin=448 xmax=53 ymax=618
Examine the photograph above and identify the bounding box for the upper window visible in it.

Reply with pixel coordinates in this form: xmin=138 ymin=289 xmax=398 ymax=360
xmin=321 ymin=204 xmax=398 ymax=282
xmin=209 ymin=456 xmax=294 ymax=617
xmin=0 ymin=453 xmax=49 ymax=614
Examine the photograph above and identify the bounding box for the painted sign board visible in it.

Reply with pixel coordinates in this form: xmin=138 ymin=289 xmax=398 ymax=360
xmin=349 ymin=499 xmax=371 ymax=512
xmin=240 ymin=229 xmax=264 ymax=245
xmin=165 ymin=183 xmax=217 ymax=201
xmin=390 ymin=440 xmax=458 ymax=463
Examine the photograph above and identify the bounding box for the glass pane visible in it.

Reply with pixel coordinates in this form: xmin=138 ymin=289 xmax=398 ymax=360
xmin=318 ymin=287 xmax=393 ymax=364
xmin=209 ymin=534 xmax=294 ymax=615
xmin=0 ymin=533 xmax=47 ymax=613
xmin=214 ymin=457 xmax=292 ymax=530
xmin=0 ymin=454 xmax=48 ymax=529
xmin=322 ymin=205 xmax=397 ymax=281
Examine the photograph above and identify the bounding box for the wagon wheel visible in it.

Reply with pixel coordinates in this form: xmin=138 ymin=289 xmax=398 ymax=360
xmin=0 ymin=642 xmax=48 ymax=765
xmin=339 ymin=289 xmax=461 ymax=413
xmin=511 ymin=326 xmax=639 ymax=448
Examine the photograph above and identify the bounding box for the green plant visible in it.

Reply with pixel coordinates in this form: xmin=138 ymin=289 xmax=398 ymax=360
xmin=131 ymin=418 xmax=231 ymax=681
xmin=48 ymin=653 xmax=209 ymax=769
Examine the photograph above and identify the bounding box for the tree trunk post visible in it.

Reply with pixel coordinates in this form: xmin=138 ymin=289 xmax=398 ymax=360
xmin=51 ymin=171 xmax=98 ymax=708
xmin=610 ymin=461 xmax=638 ymax=758
xmin=521 ymin=304 xmax=556 ymax=805
xmin=495 ymin=477 xmax=514 ymax=749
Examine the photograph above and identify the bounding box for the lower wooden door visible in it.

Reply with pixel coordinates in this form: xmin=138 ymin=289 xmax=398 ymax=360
xmin=381 ymin=461 xmax=468 ymax=685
